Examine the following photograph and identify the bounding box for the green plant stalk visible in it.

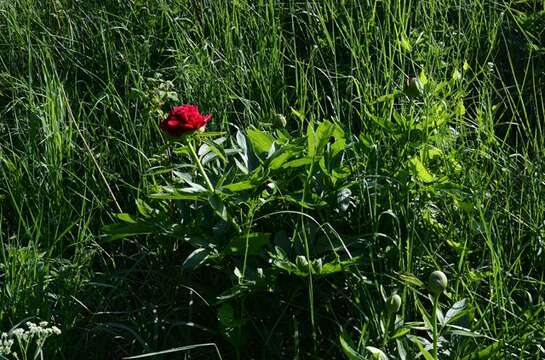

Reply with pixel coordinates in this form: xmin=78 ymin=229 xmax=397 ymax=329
xmin=302 ymin=159 xmax=317 ymax=347
xmin=382 ymin=311 xmax=391 ymax=349
xmin=187 ymin=138 xmax=215 ymax=193
xmin=432 ymin=295 xmax=439 ymax=360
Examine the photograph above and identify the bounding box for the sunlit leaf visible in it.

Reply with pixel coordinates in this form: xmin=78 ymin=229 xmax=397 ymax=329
xmin=247 ymin=128 xmax=274 ymax=153
xmin=409 ymin=157 xmax=434 ymax=183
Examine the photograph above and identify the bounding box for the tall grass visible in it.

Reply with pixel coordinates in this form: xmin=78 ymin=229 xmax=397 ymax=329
xmin=0 ymin=0 xmax=544 ymax=358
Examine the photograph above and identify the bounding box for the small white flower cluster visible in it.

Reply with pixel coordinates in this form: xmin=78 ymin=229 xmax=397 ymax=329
xmin=0 ymin=333 xmax=15 ymax=355
xmin=21 ymin=321 xmax=62 ymax=339
xmin=0 ymin=321 xmax=61 ymax=356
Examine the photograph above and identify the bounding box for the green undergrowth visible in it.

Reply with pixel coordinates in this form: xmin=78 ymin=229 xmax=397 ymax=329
xmin=0 ymin=0 xmax=544 ymax=359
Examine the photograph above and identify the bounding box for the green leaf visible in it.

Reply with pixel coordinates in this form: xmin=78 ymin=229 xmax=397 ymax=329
xmin=268 ymin=145 xmax=300 ymax=170
xmin=329 ymin=122 xmax=346 ymax=157
xmin=391 ymin=327 xmax=411 ymax=339
xmin=222 ymin=179 xmax=261 ymax=192
xmin=290 ymin=107 xmax=305 ymax=122
xmin=314 ymin=120 xmax=336 ymax=157
xmin=281 ymin=157 xmax=312 ymax=169
xmin=366 ymin=346 xmax=388 ymax=360
xmin=200 ymin=139 xmax=227 ymax=164
xmin=460 ymin=342 xmax=500 ymax=360
xmin=115 ymin=213 xmax=137 ymax=224
xmin=400 ymin=34 xmax=412 ymax=51
xmin=409 ymin=157 xmax=434 ymax=183
xmin=182 ymin=248 xmax=210 ymax=270
xmin=339 ymin=333 xmax=365 ymax=360
xmin=218 ymin=303 xmax=237 ymax=328
xmin=247 ymin=128 xmax=274 ymax=153
xmin=455 ymin=100 xmax=466 ymax=116
xmin=445 ymin=298 xmax=467 ymax=324
xmin=208 ymin=193 xmax=228 ymax=221
xmin=148 ymin=192 xmax=201 ymax=201
xmin=135 ymin=199 xmax=153 ymax=218
xmin=319 ymin=257 xmax=360 ymax=275
xmin=409 ymin=336 xmax=434 ymax=360
xmin=218 ymin=303 xmax=245 ymax=347
xmin=373 ymin=92 xmax=401 ymax=104
xmin=103 ymin=222 xmax=157 ymax=241
xmin=227 ymin=232 xmax=270 ymax=255
xmin=399 ymin=273 xmax=425 ymax=288
xmin=307 ymin=122 xmax=317 ymax=158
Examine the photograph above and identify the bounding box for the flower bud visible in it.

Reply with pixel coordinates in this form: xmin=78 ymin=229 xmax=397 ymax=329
xmin=296 ymin=255 xmax=309 ymax=272
xmin=404 ymin=76 xmax=423 ymax=98
xmin=312 ymin=258 xmax=323 ymax=274
xmin=428 ymin=270 xmax=448 ymax=295
xmin=386 ymin=294 xmax=402 ymax=313
xmin=274 ymin=113 xmax=287 ymax=128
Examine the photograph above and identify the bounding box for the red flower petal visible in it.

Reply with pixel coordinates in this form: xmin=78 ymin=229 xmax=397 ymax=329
xmin=160 ymin=104 xmax=213 ymax=137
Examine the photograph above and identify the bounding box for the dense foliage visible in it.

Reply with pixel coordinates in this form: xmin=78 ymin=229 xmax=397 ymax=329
xmin=0 ymin=0 xmax=544 ymax=359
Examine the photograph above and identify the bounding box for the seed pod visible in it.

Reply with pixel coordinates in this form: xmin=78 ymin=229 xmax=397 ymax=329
xmin=386 ymin=294 xmax=402 ymax=313
xmin=428 ymin=270 xmax=448 ymax=295
xmin=404 ymin=76 xmax=423 ymax=98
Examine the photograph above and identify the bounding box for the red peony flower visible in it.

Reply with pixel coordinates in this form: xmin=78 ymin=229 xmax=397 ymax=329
xmin=160 ymin=104 xmax=212 ymax=137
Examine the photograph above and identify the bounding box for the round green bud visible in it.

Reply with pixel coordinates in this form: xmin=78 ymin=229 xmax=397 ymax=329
xmin=428 ymin=270 xmax=448 ymax=295
xmin=274 ymin=113 xmax=287 ymax=128
xmin=386 ymin=294 xmax=402 ymax=313
xmin=404 ymin=76 xmax=423 ymax=98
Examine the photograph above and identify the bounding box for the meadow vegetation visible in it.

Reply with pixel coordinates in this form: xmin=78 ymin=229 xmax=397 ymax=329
xmin=0 ymin=0 xmax=544 ymax=358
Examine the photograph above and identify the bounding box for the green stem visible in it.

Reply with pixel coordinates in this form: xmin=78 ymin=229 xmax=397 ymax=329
xmin=432 ymin=295 xmax=439 ymax=360
xmin=187 ymin=139 xmax=214 ymax=192
xmin=382 ymin=311 xmax=391 ymax=349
